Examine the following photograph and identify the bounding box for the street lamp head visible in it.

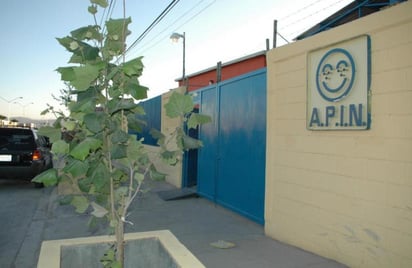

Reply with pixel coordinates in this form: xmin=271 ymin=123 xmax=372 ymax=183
xmin=170 ymin=32 xmax=186 ymax=84
xmin=170 ymin=32 xmax=184 ymax=43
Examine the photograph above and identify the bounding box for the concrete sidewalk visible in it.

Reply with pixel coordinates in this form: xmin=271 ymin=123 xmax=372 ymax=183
xmin=14 ymin=180 xmax=347 ymax=267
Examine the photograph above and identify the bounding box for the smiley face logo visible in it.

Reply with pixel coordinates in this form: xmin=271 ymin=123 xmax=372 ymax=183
xmin=316 ymin=48 xmax=355 ymax=102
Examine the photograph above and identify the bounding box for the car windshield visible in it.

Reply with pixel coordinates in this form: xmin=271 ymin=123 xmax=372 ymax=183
xmin=0 ymin=128 xmax=36 ymax=150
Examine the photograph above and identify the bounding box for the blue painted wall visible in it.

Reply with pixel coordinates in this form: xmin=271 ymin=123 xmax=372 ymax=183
xmin=133 ymin=95 xmax=161 ymax=146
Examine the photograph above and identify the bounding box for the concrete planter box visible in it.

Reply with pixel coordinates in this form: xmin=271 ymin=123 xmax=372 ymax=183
xmin=37 ymin=230 xmax=204 ymax=268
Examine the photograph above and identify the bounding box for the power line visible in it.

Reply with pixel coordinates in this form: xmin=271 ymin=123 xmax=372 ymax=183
xmin=170 ymin=0 xmax=216 ymax=32
xmin=133 ymin=0 xmax=216 ymax=56
xmin=125 ymin=0 xmax=180 ymax=55
xmin=279 ymin=0 xmax=349 ymax=31
xmin=136 ymin=0 xmax=210 ymax=52
xmin=98 ymin=0 xmax=117 ymax=35
xmin=278 ymin=0 xmax=326 ymax=22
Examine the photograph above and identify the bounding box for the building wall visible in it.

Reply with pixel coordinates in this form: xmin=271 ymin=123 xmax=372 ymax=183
xmin=265 ymin=2 xmax=412 ymax=268
xmin=179 ymin=54 xmax=266 ymax=92
xmin=134 ymin=96 xmax=161 ymax=146
xmin=144 ymin=87 xmax=186 ymax=188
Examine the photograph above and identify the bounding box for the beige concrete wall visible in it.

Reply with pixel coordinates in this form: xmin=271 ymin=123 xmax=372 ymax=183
xmin=144 ymin=144 xmax=182 ymax=188
xmin=265 ymin=2 xmax=412 ymax=268
xmin=150 ymin=86 xmax=186 ymax=188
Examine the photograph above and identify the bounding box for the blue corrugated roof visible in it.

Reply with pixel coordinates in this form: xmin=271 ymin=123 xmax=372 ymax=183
xmin=295 ymin=0 xmax=407 ymax=40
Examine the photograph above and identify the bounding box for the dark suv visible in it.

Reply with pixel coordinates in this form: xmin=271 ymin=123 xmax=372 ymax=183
xmin=0 ymin=127 xmax=52 ymax=187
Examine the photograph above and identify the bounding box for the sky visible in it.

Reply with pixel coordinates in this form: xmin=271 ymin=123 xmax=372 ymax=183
xmin=0 ymin=0 xmax=353 ymax=120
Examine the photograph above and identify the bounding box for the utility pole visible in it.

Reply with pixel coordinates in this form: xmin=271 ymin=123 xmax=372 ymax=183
xmin=273 ymin=20 xmax=278 ymax=48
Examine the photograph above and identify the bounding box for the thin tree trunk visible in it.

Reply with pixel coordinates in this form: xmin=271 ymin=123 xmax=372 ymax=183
xmin=116 ymin=219 xmax=125 ymax=267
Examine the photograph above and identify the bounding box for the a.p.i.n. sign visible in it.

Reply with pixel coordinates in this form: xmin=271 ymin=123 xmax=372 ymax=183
xmin=307 ymin=35 xmax=371 ymax=130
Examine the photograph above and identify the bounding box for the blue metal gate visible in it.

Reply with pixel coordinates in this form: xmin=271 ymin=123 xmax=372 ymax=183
xmin=197 ymin=68 xmax=266 ymax=224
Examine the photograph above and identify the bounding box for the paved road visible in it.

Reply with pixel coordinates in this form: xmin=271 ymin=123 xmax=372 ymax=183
xmin=0 ymin=179 xmax=347 ymax=268
xmin=0 ymin=180 xmax=51 ymax=268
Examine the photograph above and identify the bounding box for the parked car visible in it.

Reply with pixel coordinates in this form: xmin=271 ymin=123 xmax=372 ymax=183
xmin=0 ymin=127 xmax=52 ymax=187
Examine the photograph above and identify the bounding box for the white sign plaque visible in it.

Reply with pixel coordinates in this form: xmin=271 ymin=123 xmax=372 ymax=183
xmin=307 ymin=35 xmax=371 ymax=130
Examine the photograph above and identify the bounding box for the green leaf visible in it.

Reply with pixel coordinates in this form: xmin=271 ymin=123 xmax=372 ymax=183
xmin=69 ymin=95 xmax=96 ymax=113
xmin=126 ymin=79 xmax=148 ymax=100
xmin=91 ymin=202 xmax=108 ymax=218
xmin=105 ymin=18 xmax=132 ymax=56
xmin=70 ymin=145 xmax=89 ymax=161
xmin=57 ymin=64 xmax=101 ymax=90
xmin=111 ymin=129 xmax=129 ymax=143
xmin=56 ymin=37 xmax=74 ymax=52
xmin=187 ymin=113 xmax=212 ymax=129
xmin=164 ymin=92 xmax=194 ymax=118
xmin=77 ymin=85 xmax=105 ymax=103
xmin=108 ymin=84 xmax=122 ymax=99
xmin=106 ymin=17 xmax=131 ymax=38
xmin=71 ymin=65 xmax=100 ymax=91
xmin=126 ymin=137 xmax=144 ymax=160
xmin=70 ymin=138 xmax=102 ymax=161
xmin=86 ymin=138 xmax=103 ymax=150
xmin=182 ymin=135 xmax=203 ymax=150
xmin=107 ymin=98 xmax=137 ymax=114
xmin=111 ymin=159 xmax=129 ymax=174
xmin=32 ymin=169 xmax=58 ymax=187
xmin=71 ymin=25 xmax=102 ymax=41
xmin=101 ymin=248 xmax=118 ymax=267
xmin=57 ymin=37 xmax=100 ymax=63
xmin=58 ymin=195 xmax=73 ymax=205
xmin=88 ymin=5 xmax=97 ymax=15
xmin=122 ymin=57 xmax=144 ymax=77
xmin=127 ymin=114 xmax=146 ymax=133
xmin=56 ymin=67 xmax=75 ymax=82
xmin=84 ymin=112 xmax=106 ymax=133
xmin=71 ymin=195 xmax=89 ymax=214
xmin=61 ymin=119 xmax=76 ymax=131
xmin=68 ymin=46 xmax=100 ymax=64
xmin=64 ymin=159 xmax=89 ymax=179
xmin=90 ymin=162 xmax=109 ymax=192
xmin=149 ymin=165 xmax=166 ymax=181
xmin=161 ymin=150 xmax=179 ymax=165
xmin=40 ymin=108 xmax=50 ymax=116
xmin=38 ymin=126 xmax=62 ymax=143
xmin=91 ymin=0 xmax=108 ymax=8
xmin=107 ymin=62 xmax=119 ymax=74
xmin=111 ymin=144 xmax=127 ymax=159
xmin=51 ymin=140 xmax=70 ymax=154
xmin=78 ymin=176 xmax=93 ymax=193
xmin=115 ymin=186 xmax=128 ymax=200
xmin=134 ymin=172 xmax=144 ymax=184
xmin=132 ymin=104 xmax=145 ymax=115
xmin=149 ymin=128 xmax=165 ymax=145
xmin=111 ymin=262 xmax=122 ymax=268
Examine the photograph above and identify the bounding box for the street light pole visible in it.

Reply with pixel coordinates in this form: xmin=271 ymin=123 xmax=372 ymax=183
xmin=0 ymin=96 xmax=23 ymax=121
xmin=182 ymin=32 xmax=185 ymax=82
xmin=170 ymin=32 xmax=186 ymax=86
xmin=14 ymin=101 xmax=34 ymax=117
